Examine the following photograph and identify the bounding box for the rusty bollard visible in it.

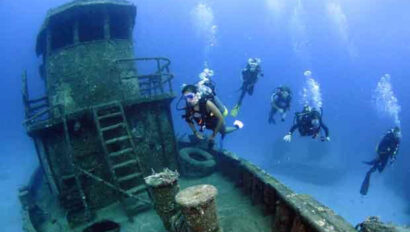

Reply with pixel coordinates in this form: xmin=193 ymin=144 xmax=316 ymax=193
xmin=175 ymin=184 xmax=222 ymax=232
xmin=145 ymin=169 xmax=180 ymax=231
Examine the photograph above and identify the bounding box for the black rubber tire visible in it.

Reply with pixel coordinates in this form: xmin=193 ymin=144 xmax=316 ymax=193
xmin=178 ymin=147 xmax=216 ymax=177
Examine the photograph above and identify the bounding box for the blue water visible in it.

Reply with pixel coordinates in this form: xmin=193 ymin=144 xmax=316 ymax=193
xmin=1 ymin=0 xmax=410 ymax=231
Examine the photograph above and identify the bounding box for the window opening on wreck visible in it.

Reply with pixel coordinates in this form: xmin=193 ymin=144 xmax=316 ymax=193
xmin=109 ymin=9 xmax=130 ymax=39
xmin=78 ymin=9 xmax=104 ymax=42
xmin=50 ymin=18 xmax=74 ymax=50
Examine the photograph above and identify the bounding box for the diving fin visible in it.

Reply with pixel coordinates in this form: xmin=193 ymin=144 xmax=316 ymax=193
xmin=230 ymin=104 xmax=240 ymax=117
xmin=222 ymin=107 xmax=229 ymax=117
xmin=362 ymin=160 xmax=377 ymax=165
xmin=360 ymin=172 xmax=371 ymax=195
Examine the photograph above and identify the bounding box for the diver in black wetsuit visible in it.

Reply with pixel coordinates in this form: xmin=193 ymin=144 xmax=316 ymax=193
xmin=231 ymin=58 xmax=263 ymax=117
xmin=268 ymin=86 xmax=292 ymax=124
xmin=360 ymin=127 xmax=401 ymax=195
xmin=283 ymin=105 xmax=330 ymax=142
xmin=181 ymin=84 xmax=243 ymax=148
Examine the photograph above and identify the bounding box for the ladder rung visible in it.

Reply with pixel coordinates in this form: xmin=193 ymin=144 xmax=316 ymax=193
xmin=113 ymin=160 xmax=136 ymax=169
xmin=105 ymin=136 xmax=129 ymax=145
xmin=109 ymin=148 xmax=133 ymax=158
xmin=118 ymin=172 xmax=143 ymax=182
xmin=101 ymin=123 xmax=125 ymax=132
xmin=126 ymin=185 xmax=147 ymax=195
xmin=98 ymin=112 xmax=122 ymax=120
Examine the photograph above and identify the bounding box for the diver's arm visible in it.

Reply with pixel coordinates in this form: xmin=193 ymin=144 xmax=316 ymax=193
xmin=258 ymin=66 xmax=264 ymax=77
xmin=186 ymin=118 xmax=203 ymax=139
xmin=289 ymin=123 xmax=299 ymax=134
xmin=271 ymin=95 xmax=281 ymax=110
xmin=320 ymin=121 xmax=330 ymax=137
xmin=187 ymin=120 xmax=196 ymax=133
xmin=284 ymin=123 xmax=298 ymax=142
xmin=206 ymin=100 xmax=224 ymax=140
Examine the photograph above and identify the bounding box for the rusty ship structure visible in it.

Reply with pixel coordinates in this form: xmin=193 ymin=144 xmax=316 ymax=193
xmin=19 ymin=1 xmax=405 ymax=232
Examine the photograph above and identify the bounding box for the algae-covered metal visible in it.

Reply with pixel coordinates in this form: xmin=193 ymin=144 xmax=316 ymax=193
xmin=19 ymin=0 xmax=400 ymax=232
xmin=22 ymin=0 xmax=178 ymax=228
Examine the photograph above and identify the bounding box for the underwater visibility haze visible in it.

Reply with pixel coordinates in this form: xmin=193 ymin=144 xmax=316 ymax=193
xmin=1 ymin=0 xmax=410 ymax=231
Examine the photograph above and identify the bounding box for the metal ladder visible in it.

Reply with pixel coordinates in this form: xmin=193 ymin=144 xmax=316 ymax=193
xmin=92 ymin=101 xmax=151 ymax=220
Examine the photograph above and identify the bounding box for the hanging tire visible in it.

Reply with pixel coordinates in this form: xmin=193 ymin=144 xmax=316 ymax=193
xmin=178 ymin=147 xmax=216 ymax=177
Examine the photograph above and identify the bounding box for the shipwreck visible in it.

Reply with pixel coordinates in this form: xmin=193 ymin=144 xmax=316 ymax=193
xmin=19 ymin=0 xmax=405 ymax=232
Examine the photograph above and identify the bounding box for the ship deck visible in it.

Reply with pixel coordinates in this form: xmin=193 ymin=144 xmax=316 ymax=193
xmin=36 ymin=172 xmax=271 ymax=232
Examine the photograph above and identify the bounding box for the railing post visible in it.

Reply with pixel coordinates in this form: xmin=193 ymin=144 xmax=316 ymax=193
xmin=103 ymin=8 xmax=111 ymax=40
xmin=22 ymin=70 xmax=30 ymax=118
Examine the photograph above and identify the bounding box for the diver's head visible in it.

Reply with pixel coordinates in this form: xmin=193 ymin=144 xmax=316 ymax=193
xmin=279 ymin=87 xmax=290 ymax=98
xmin=182 ymin=84 xmax=200 ymax=106
xmin=303 ymin=105 xmax=312 ymax=112
xmin=393 ymin=126 xmax=401 ymax=138
xmin=247 ymin=58 xmax=261 ymax=72
xmin=199 ymin=68 xmax=214 ymax=80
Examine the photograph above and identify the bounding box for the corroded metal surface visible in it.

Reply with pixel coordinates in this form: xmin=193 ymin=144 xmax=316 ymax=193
xmin=145 ymin=169 xmax=180 ymax=230
xmin=176 ymin=185 xmax=221 ymax=232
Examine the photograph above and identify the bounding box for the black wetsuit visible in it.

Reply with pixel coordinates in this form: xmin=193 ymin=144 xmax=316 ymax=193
xmin=366 ymin=130 xmax=400 ymax=172
xmin=269 ymin=92 xmax=291 ymax=123
xmin=289 ymin=110 xmax=329 ymax=138
xmin=360 ymin=129 xmax=400 ymax=195
xmin=237 ymin=66 xmax=263 ymax=106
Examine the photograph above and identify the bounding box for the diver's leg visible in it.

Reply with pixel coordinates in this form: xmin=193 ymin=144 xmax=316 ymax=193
xmin=377 ymin=158 xmax=388 ymax=172
xmin=237 ymin=88 xmax=247 ymax=106
xmin=224 ymin=126 xmax=239 ymax=134
xmin=360 ymin=164 xmax=378 ymax=195
xmin=268 ymin=107 xmax=277 ymax=124
xmin=248 ymin=85 xmax=255 ymax=96
xmin=362 ymin=159 xmax=378 ymax=165
xmin=213 ymin=96 xmax=227 ymax=116
xmin=231 ymin=89 xmax=246 ymax=117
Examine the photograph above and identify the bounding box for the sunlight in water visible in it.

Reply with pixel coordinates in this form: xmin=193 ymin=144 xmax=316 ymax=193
xmin=191 ymin=3 xmax=218 ymax=59
xmin=326 ymin=1 xmax=357 ymax=58
xmin=373 ymin=74 xmax=401 ymax=126
xmin=301 ymin=70 xmax=323 ymax=109
xmin=266 ymin=0 xmax=284 ymax=15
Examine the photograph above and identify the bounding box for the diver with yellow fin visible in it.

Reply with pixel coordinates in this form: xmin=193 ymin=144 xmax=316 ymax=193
xmin=231 ymin=58 xmax=263 ymax=117
xmin=180 ymin=84 xmax=244 ymax=148
xmin=360 ymin=127 xmax=401 ymax=195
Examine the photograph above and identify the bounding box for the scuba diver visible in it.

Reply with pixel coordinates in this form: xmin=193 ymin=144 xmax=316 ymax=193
xmin=283 ymin=105 xmax=330 ymax=142
xmin=196 ymin=68 xmax=228 ymax=117
xmin=180 ymin=84 xmax=243 ymax=148
xmin=231 ymin=58 xmax=263 ymax=117
xmin=268 ymin=86 xmax=292 ymax=124
xmin=360 ymin=127 xmax=401 ymax=195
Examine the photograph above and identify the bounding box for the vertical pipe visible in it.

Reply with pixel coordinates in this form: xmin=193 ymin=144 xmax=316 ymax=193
xmin=144 ymin=169 xmax=180 ymax=231
xmin=104 ymin=8 xmax=111 ymax=40
xmin=176 ymin=185 xmax=221 ymax=232
xmin=73 ymin=19 xmax=79 ymax=44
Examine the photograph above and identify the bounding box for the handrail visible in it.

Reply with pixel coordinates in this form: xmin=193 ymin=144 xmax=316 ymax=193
xmin=114 ymin=57 xmax=174 ymax=98
xmin=23 ymin=104 xmax=59 ymax=127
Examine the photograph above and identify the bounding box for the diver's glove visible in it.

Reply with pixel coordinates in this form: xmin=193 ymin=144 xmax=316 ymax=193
xmin=283 ymin=133 xmax=292 ymax=142
xmin=233 ymin=120 xmax=244 ymax=129
xmin=321 ymin=136 xmax=331 ymax=142
xmin=194 ymin=131 xmax=205 ymax=140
